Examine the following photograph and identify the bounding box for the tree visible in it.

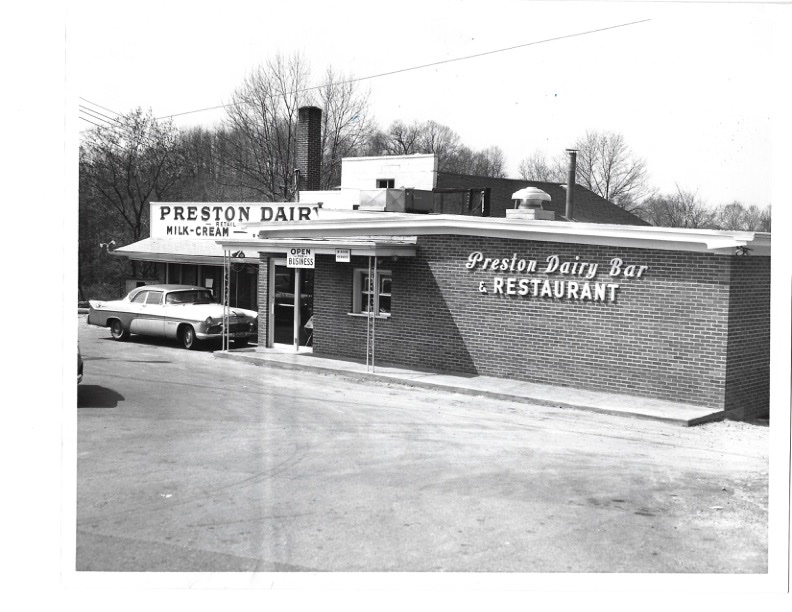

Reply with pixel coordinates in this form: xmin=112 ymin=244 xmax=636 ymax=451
xmin=368 ymin=119 xmax=506 ymax=178
xmin=638 ymin=186 xmax=715 ymax=229
xmin=223 ymin=53 xmax=309 ymax=202
xmin=314 ymin=66 xmax=374 ymax=189
xmin=572 ymin=130 xmax=652 ymax=212
xmin=79 ymin=107 xmax=187 ymax=292
xmin=223 ymin=54 xmax=374 ymax=199
xmin=445 ymin=145 xmax=507 ymax=178
xmin=517 ymin=150 xmax=566 ymax=182
xmin=712 ymin=201 xmax=771 ymax=232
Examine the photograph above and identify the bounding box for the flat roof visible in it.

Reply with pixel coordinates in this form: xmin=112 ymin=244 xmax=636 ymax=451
xmin=219 ymin=214 xmax=770 ymax=256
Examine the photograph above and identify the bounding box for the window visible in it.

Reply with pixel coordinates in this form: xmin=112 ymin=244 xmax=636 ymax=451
xmin=376 ymin=178 xmax=395 ymax=188
xmin=166 ymin=290 xmax=214 ymax=305
xmin=145 ymin=291 xmax=163 ymax=305
xmin=352 ymin=269 xmax=392 ymax=316
xmin=131 ymin=290 xmax=149 ymax=303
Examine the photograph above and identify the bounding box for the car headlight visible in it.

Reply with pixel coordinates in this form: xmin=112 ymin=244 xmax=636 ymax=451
xmin=205 ymin=316 xmax=213 ymax=326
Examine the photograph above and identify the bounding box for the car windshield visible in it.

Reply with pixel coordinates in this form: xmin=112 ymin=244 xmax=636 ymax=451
xmin=166 ymin=290 xmax=215 ymax=305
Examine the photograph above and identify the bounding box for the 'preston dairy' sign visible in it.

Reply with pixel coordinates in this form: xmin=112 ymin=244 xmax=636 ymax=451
xmin=466 ymin=252 xmax=648 ymax=303
xmin=150 ymin=203 xmax=319 ymax=239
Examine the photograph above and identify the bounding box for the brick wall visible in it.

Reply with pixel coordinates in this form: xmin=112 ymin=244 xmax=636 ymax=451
xmin=308 ymin=235 xmax=769 ymax=415
xmin=297 ymin=106 xmax=322 ymax=191
xmin=724 ymin=256 xmax=771 ymax=419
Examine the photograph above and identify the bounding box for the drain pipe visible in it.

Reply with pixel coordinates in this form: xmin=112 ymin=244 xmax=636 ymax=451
xmin=565 ymin=149 xmax=577 ymax=221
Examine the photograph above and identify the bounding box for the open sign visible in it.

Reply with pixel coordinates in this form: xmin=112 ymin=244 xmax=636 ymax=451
xmin=287 ymin=247 xmax=314 ymax=268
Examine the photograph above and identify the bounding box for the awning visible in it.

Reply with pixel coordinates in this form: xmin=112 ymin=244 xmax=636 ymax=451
xmin=217 ymin=236 xmax=418 ymax=258
xmin=112 ymin=237 xmax=262 ymax=265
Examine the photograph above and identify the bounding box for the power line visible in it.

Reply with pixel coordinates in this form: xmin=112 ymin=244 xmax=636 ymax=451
xmin=79 ymin=116 xmax=108 ymax=131
xmin=157 ymin=18 xmax=651 ymax=121
xmin=79 ymin=97 xmax=123 ymax=117
xmin=79 ymin=105 xmax=120 ymax=127
xmin=78 ymin=101 xmax=181 ymax=152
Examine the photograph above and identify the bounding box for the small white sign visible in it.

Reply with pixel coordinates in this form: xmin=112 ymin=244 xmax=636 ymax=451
xmin=335 ymin=248 xmax=351 ymax=263
xmin=287 ymin=247 xmax=315 ymax=268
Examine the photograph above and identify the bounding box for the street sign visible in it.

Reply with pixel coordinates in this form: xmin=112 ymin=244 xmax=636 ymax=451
xmin=335 ymin=248 xmax=351 ymax=263
xmin=287 ymin=247 xmax=314 ymax=268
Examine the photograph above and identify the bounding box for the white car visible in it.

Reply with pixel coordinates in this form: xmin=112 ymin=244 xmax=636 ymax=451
xmin=87 ymin=284 xmax=257 ymax=349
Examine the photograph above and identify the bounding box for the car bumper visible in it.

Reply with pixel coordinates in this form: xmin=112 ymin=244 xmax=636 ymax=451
xmin=195 ymin=331 xmax=254 ymax=341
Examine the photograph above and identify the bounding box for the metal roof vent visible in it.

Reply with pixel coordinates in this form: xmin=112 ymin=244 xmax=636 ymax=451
xmin=507 ymin=187 xmax=555 ymax=221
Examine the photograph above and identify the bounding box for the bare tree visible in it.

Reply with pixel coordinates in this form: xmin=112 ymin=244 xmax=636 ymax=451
xmin=517 ymin=150 xmax=566 ymax=182
xmin=372 ymin=120 xmax=422 ymax=155
xmin=223 ymin=53 xmax=309 ymax=202
xmin=416 ymin=120 xmax=462 ymax=169
xmin=80 ymin=107 xmax=186 ymax=243
xmin=462 ymin=145 xmax=508 ymax=178
xmin=223 ymin=54 xmax=375 ymax=198
xmin=713 ymin=201 xmax=771 ymax=232
xmin=313 ymin=67 xmax=373 ymax=189
xmin=369 ymin=119 xmax=506 ymax=177
xmin=572 ymin=130 xmax=652 ymax=211
xmin=79 ymin=106 xmax=187 ymax=292
xmin=638 ymin=186 xmax=716 ymax=228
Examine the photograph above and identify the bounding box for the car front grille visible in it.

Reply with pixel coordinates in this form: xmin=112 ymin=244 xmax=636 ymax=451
xmin=206 ymin=320 xmax=251 ymax=335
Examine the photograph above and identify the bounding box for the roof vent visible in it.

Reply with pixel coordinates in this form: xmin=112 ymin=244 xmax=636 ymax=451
xmin=507 ymin=187 xmax=555 ymax=220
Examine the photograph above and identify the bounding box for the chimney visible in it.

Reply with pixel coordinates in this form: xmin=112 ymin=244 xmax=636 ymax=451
xmin=565 ymin=149 xmax=577 ymax=220
xmin=297 ymin=106 xmax=322 ymax=192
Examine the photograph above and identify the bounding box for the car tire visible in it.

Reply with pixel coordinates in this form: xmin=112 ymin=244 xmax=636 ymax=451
xmin=232 ymin=338 xmax=249 ymax=348
xmin=110 ymin=320 xmax=129 ymax=341
xmin=181 ymin=325 xmax=199 ymax=350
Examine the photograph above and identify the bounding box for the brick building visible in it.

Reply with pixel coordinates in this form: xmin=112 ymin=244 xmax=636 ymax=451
xmin=220 ymin=215 xmax=770 ymax=421
xmin=113 ymin=105 xmax=771 ymax=420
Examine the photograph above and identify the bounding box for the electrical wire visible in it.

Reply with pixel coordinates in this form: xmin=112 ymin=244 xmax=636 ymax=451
xmin=156 ymin=18 xmax=651 ymax=120
xmin=79 ymin=18 xmax=651 ymax=147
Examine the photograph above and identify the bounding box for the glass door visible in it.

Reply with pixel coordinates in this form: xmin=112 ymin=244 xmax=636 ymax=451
xmin=273 ymin=264 xmax=313 ymax=347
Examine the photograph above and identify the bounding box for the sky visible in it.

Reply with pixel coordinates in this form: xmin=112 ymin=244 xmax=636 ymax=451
xmin=67 ymin=0 xmax=788 ymax=208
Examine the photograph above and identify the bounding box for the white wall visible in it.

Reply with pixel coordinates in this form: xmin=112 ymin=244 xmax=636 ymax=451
xmin=340 ymin=154 xmax=437 ymax=191
xmin=297 ymin=190 xmax=359 ymax=210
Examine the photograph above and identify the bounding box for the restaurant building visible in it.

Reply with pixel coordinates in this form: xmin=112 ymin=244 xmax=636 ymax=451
xmin=113 ymin=106 xmax=771 ymax=421
xmin=218 ymin=211 xmax=770 ymax=422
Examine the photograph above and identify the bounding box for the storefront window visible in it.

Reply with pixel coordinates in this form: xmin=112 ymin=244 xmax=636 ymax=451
xmin=353 ymin=269 xmax=392 ymax=316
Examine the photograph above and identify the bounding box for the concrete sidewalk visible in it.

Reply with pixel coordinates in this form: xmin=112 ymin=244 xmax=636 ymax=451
xmin=215 ymin=345 xmax=726 ymax=427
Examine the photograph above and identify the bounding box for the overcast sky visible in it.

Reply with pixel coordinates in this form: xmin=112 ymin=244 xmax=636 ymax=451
xmin=69 ymin=0 xmax=786 ymax=207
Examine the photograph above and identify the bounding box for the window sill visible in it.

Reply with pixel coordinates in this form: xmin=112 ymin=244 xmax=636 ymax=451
xmin=348 ymin=312 xmax=391 ymax=320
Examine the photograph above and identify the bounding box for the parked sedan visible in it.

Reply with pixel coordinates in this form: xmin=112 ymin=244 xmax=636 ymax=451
xmin=87 ymin=284 xmax=257 ymax=349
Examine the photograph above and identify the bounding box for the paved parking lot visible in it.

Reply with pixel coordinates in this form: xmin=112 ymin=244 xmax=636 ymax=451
xmin=77 ymin=315 xmax=768 ymax=573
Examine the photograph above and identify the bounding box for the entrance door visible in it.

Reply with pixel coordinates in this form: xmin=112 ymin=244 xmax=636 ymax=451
xmin=273 ymin=264 xmax=313 ymax=347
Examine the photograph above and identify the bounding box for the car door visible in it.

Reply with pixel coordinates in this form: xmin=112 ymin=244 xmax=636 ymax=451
xmin=127 ymin=290 xmax=150 ymax=334
xmin=141 ymin=290 xmax=166 ymax=336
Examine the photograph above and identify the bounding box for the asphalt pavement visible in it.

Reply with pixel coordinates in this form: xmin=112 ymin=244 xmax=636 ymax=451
xmin=76 ymin=314 xmax=769 ymax=574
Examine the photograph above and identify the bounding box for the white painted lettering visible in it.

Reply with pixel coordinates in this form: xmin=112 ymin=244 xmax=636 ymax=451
xmin=466 ymin=252 xmax=483 ymax=269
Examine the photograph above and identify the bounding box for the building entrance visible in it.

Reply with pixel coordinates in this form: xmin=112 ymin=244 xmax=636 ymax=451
xmin=273 ymin=264 xmax=314 ymax=347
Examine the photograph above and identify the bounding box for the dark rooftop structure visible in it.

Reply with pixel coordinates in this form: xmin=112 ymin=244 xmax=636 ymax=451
xmin=435 ymin=171 xmax=649 ymax=226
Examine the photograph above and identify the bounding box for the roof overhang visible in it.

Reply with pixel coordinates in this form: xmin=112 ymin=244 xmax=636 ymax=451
xmin=111 ymin=238 xmax=262 ymax=264
xmin=227 ymin=214 xmax=770 ymax=256
xmin=216 ymin=236 xmax=418 ymax=258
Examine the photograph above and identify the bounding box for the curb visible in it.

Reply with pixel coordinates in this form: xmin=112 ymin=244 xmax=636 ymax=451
xmin=214 ymin=351 xmax=711 ymax=427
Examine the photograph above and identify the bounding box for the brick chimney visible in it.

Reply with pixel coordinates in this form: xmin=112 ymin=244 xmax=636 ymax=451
xmin=297 ymin=106 xmax=322 ymax=192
